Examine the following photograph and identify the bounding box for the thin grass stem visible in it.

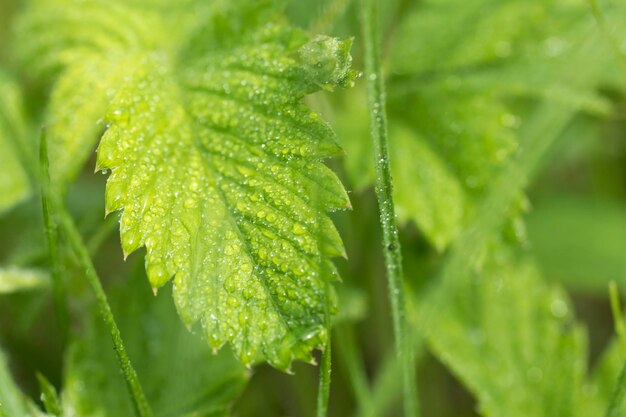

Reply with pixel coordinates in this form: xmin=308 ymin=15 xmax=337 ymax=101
xmin=360 ymin=0 xmax=418 ymax=415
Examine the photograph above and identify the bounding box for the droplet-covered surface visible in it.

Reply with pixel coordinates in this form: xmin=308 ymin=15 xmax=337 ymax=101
xmin=19 ymin=0 xmax=355 ymax=369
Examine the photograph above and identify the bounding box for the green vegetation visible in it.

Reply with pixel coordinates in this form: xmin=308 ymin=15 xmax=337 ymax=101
xmin=1 ymin=0 xmax=626 ymax=416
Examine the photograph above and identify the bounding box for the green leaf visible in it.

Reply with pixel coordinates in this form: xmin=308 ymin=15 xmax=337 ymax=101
xmin=0 ymin=71 xmax=30 ymax=214
xmin=0 ymin=267 xmax=50 ymax=293
xmin=419 ymin=249 xmax=587 ymax=417
xmin=36 ymin=373 xmax=62 ymax=417
xmin=20 ymin=0 xmax=354 ymax=369
xmin=62 ymin=266 xmax=249 ymax=417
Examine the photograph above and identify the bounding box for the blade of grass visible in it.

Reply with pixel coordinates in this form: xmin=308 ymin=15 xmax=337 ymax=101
xmin=609 ymin=282 xmax=626 ymax=348
xmin=360 ymin=0 xmax=418 ymax=415
xmin=40 ymin=132 xmax=154 ymax=417
xmin=334 ymin=324 xmax=374 ymax=417
xmin=606 ymin=282 xmax=626 ymax=417
xmin=40 ymin=129 xmax=69 ymax=346
xmin=36 ymin=372 xmax=62 ymax=416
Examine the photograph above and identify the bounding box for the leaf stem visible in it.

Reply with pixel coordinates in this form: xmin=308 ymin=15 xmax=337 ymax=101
xmin=316 ymin=331 xmax=332 ymax=417
xmin=360 ymin=0 xmax=418 ymax=416
xmin=40 ymin=133 xmax=154 ymax=417
xmin=40 ymin=129 xmax=69 ymax=346
xmin=316 ymin=262 xmax=333 ymax=417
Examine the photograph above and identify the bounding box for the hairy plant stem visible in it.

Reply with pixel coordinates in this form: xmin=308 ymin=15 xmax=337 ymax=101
xmin=40 ymin=133 xmax=154 ymax=417
xmin=360 ymin=0 xmax=418 ymax=416
xmin=40 ymin=130 xmax=69 ymax=346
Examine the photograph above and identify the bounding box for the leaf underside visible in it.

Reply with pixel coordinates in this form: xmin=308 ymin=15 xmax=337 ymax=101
xmin=19 ymin=0 xmax=355 ymax=369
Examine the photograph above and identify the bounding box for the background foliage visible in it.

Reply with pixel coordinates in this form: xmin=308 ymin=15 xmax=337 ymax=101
xmin=1 ymin=0 xmax=626 ymax=416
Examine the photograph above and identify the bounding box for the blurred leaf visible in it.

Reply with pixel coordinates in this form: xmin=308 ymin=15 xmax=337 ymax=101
xmin=528 ymin=196 xmax=626 ymax=293
xmin=0 ymin=267 xmax=49 ymax=293
xmin=418 ymin=249 xmax=587 ymax=417
xmin=0 ymin=70 xmax=30 ymax=215
xmin=338 ymin=0 xmax=619 ymax=250
xmin=62 ymin=266 xmax=249 ymax=417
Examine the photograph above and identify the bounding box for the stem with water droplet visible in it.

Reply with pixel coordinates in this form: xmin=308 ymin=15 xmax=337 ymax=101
xmin=360 ymin=0 xmax=419 ymax=416
xmin=40 ymin=132 xmax=154 ymax=417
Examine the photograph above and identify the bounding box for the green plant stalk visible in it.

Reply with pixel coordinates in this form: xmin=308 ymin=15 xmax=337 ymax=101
xmin=40 ymin=135 xmax=154 ymax=417
xmin=316 ymin=239 xmax=334 ymax=417
xmin=360 ymin=0 xmax=418 ymax=415
xmin=316 ymin=329 xmax=332 ymax=417
xmin=39 ymin=129 xmax=69 ymax=346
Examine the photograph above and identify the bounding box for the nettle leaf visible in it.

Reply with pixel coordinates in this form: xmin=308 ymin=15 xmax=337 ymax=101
xmin=0 ymin=71 xmax=30 ymax=214
xmin=20 ymin=0 xmax=355 ymax=368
